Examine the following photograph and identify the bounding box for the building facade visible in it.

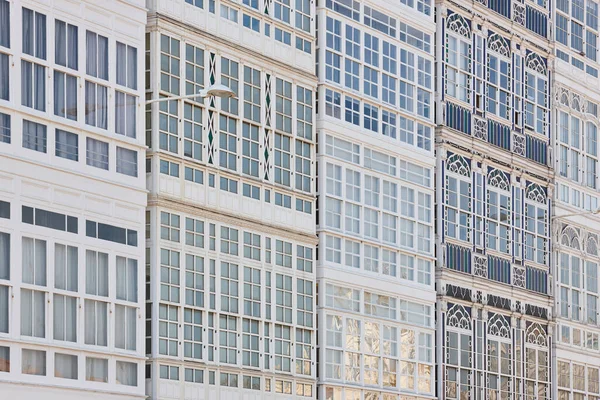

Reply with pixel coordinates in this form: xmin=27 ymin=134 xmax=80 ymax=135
xmin=143 ymin=0 xmax=318 ymax=399
xmin=315 ymin=1 xmax=437 ymax=399
xmin=435 ymin=0 xmax=554 ymax=399
xmin=5 ymin=0 xmax=600 ymax=399
xmin=553 ymin=0 xmax=600 ymax=397
xmin=0 ymin=0 xmax=147 ymax=399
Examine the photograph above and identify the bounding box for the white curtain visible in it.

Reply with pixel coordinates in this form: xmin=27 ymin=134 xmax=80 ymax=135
xmin=116 ymin=256 xmax=126 ymax=300
xmin=35 ymin=12 xmax=46 ymax=59
xmin=117 ymin=257 xmax=138 ymax=302
xmin=21 ymin=61 xmax=32 ymax=107
xmin=116 ymin=43 xmax=137 ymax=89
xmin=0 ymin=0 xmax=9 ymax=48
xmin=66 ymin=74 xmax=77 ymax=120
xmin=116 ymin=361 xmax=137 ymax=386
xmin=86 ymin=250 xmax=108 ymax=296
xmin=85 ymin=82 xmax=107 ymax=129
xmin=35 ymin=239 xmax=46 ymax=286
xmin=54 ymin=353 xmax=77 ymax=379
xmin=115 ymin=305 xmax=136 ymax=351
xmin=115 ymin=91 xmax=125 ymax=135
xmin=67 ymin=24 xmax=78 ymax=70
xmin=85 ymin=250 xmax=96 ymax=295
xmin=98 ymin=35 xmax=108 ymax=80
xmin=115 ymin=304 xmax=125 ymax=349
xmin=54 ymin=244 xmax=77 ymax=291
xmin=0 ymin=285 xmax=7 ymax=333
xmin=97 ymin=303 xmax=106 ymax=345
xmin=34 ymin=63 xmax=45 ymax=111
xmin=126 ymin=306 xmax=136 ymax=350
xmin=22 ymin=8 xmax=33 ymax=55
xmin=55 ymin=129 xmax=78 ymax=162
xmin=98 ymin=253 xmax=108 ymax=296
xmin=86 ymin=357 xmax=108 ymax=382
xmin=97 ymin=84 xmax=107 ymax=129
xmin=115 ymin=92 xmax=136 ymax=138
xmin=67 ymin=245 xmax=78 ymax=291
xmin=116 ymin=42 xmax=127 ymax=87
xmin=0 ymin=54 xmax=7 ymax=101
xmin=117 ymin=147 xmax=137 ymax=177
xmin=0 ymin=232 xmax=8 ymax=279
xmin=53 ymin=294 xmax=76 ymax=342
xmin=128 ymin=259 xmax=138 ymax=302
xmin=128 ymin=45 xmax=137 ymax=90
xmin=54 ymin=71 xmax=65 ymax=117
xmin=86 ymin=137 xmax=109 ymax=170
xmin=55 ymin=21 xmax=66 ymax=66
xmin=21 ymin=289 xmax=45 ymax=338
xmin=86 ymin=31 xmax=97 ymax=77
xmin=55 ymin=21 xmax=77 ymax=69
xmin=20 ymin=289 xmax=32 ymax=336
xmin=54 ymin=243 xmax=65 ymax=289
xmin=53 ymin=294 xmax=64 ymax=340
xmin=85 ymin=81 xmax=96 ymax=126
xmin=22 ymin=237 xmax=34 ymax=284
xmin=22 ymin=349 xmax=46 ymax=376
xmin=84 ymin=299 xmax=94 ymax=345
xmin=126 ymin=93 xmax=136 ymax=137
xmin=85 ymin=300 xmax=107 ymax=346
xmin=23 ymin=120 xmax=47 ymax=153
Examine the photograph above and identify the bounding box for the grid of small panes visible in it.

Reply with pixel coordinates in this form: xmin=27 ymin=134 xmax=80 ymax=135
xmin=322 ymin=282 xmax=434 ymax=394
xmin=155 ymin=33 xmax=314 ymax=194
xmin=159 ymin=363 xmax=315 ymax=397
xmin=555 ymin=0 xmax=600 ymax=77
xmin=444 ymin=12 xmax=550 ymax=138
xmin=157 ymin=157 xmax=314 ymax=215
xmin=183 ymin=0 xmax=314 ymax=54
xmin=556 ymin=226 xmax=600 ymax=328
xmin=443 ymin=152 xmax=550 ymax=284
xmin=443 ymin=303 xmax=551 ymax=400
xmin=557 ymin=322 xmax=600 ymax=351
xmin=322 ymin=133 xmax=433 ymax=248
xmin=557 ymin=182 xmax=600 ymax=212
xmin=557 ymin=360 xmax=600 ymax=400
xmin=152 ymin=207 xmax=316 ymax=379
xmin=0 ymin=6 xmax=140 ymax=176
xmin=0 ymin=204 xmax=141 ymax=386
xmin=322 ymin=13 xmax=434 ymax=151
xmin=556 ymin=90 xmax=600 ymax=191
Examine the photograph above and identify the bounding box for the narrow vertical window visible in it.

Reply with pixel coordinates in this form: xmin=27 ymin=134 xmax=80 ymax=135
xmin=54 ymin=71 xmax=78 ymax=120
xmin=55 ymin=20 xmax=78 ymax=70
xmin=86 ymin=31 xmax=108 ymax=80
xmin=22 ymin=8 xmax=46 ymax=59
xmin=116 ymin=42 xmax=137 ymax=90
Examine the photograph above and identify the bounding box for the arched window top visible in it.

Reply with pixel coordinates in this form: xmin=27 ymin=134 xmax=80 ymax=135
xmin=446 ymin=303 xmax=472 ymax=330
xmin=488 ymin=313 xmax=511 ymax=338
xmin=572 ymin=94 xmax=583 ymax=113
xmin=488 ymin=33 xmax=511 ymax=57
xmin=447 ymin=13 xmax=471 ymax=38
xmin=447 ymin=153 xmax=471 ymax=177
xmin=560 ymin=226 xmax=581 ymax=250
xmin=526 ymin=182 xmax=547 ymax=204
xmin=587 ymin=235 xmax=598 ymax=256
xmin=559 ymin=90 xmax=570 ymax=107
xmin=526 ymin=52 xmax=547 ymax=75
xmin=488 ymin=169 xmax=510 ymax=191
xmin=526 ymin=322 xmax=548 ymax=346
